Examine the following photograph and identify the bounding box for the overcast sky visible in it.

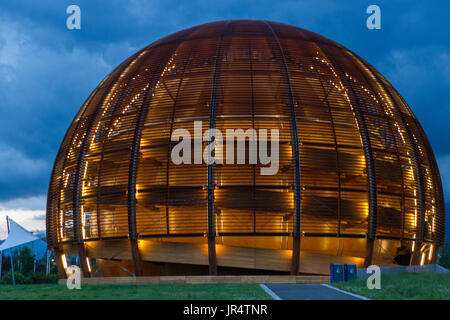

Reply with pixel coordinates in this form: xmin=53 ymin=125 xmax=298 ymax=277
xmin=0 ymin=0 xmax=449 ymax=239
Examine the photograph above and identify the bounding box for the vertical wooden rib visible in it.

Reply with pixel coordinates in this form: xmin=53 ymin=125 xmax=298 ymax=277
xmin=391 ymin=88 xmax=444 ymax=252
xmin=354 ymin=55 xmax=427 ymax=263
xmin=311 ymin=51 xmax=343 ymax=235
xmin=346 ymin=54 xmax=407 ymax=243
xmin=71 ymin=57 xmax=138 ymax=277
xmin=207 ymin=23 xmax=229 ymax=275
xmin=94 ymin=51 xmax=150 ymax=241
xmin=263 ymin=21 xmax=302 ymax=275
xmin=164 ymin=49 xmax=195 ymax=237
xmin=127 ymin=79 xmax=151 ymax=277
xmin=127 ymin=69 xmax=162 ymax=276
xmin=127 ymin=43 xmax=186 ymax=276
xmin=318 ymin=45 xmax=378 ymax=267
xmin=46 ymin=69 xmax=109 ymax=251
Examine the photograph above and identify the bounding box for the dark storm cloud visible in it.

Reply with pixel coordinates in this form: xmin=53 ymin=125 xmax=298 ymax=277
xmin=0 ymin=0 xmax=449 ymax=207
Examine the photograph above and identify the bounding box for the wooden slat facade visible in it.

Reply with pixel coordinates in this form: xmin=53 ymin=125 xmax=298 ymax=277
xmin=47 ymin=20 xmax=444 ymax=277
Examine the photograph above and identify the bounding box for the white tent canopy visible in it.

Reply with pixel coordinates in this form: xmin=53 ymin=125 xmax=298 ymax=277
xmin=0 ymin=218 xmax=40 ymax=252
xmin=0 ymin=217 xmax=49 ymax=284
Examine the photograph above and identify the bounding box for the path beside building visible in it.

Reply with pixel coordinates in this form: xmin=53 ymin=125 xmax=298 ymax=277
xmin=261 ymin=283 xmax=368 ymax=300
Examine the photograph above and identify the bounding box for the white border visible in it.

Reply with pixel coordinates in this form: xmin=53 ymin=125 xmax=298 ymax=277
xmin=259 ymin=284 xmax=282 ymax=300
xmin=321 ymin=284 xmax=370 ymax=300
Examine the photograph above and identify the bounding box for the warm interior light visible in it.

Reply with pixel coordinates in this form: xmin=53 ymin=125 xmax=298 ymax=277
xmin=59 ymin=210 xmax=64 ymax=240
xmin=86 ymin=257 xmax=91 ymax=272
xmin=413 ymin=189 xmax=417 ymax=227
xmin=61 ymin=254 xmax=68 ymax=269
xmin=81 ymin=205 xmax=86 ymax=239
xmin=420 ymin=252 xmax=425 ymax=266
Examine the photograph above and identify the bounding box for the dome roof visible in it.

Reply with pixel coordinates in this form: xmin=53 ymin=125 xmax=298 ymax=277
xmin=46 ymin=20 xmax=444 ymax=275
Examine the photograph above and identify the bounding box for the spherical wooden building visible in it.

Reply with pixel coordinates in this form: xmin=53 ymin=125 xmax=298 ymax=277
xmin=46 ymin=20 xmax=445 ymax=278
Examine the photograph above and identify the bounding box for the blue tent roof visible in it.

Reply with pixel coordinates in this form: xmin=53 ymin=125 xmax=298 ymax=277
xmin=0 ymin=218 xmax=47 ymax=259
xmin=1 ymin=239 xmax=47 ymax=260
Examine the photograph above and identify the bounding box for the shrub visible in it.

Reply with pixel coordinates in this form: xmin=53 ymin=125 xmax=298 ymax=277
xmin=29 ymin=272 xmax=59 ymax=284
xmin=1 ymin=272 xmax=59 ymax=285
xmin=1 ymin=271 xmax=32 ymax=285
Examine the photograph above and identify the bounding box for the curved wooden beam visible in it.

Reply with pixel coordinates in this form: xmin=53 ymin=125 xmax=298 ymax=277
xmin=355 ymin=56 xmax=427 ymax=264
xmin=127 ymin=36 xmax=194 ymax=276
xmin=263 ymin=21 xmax=302 ymax=275
xmin=206 ymin=23 xmax=230 ymax=275
xmin=317 ymin=44 xmax=378 ymax=267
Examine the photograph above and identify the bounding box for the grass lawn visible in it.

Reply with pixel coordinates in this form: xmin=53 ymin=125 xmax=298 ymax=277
xmin=0 ymin=283 xmax=272 ymax=300
xmin=332 ymin=272 xmax=450 ymax=300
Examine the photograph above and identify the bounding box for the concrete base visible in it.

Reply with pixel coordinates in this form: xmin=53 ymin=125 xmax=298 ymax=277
xmin=58 ymin=275 xmax=330 ymax=285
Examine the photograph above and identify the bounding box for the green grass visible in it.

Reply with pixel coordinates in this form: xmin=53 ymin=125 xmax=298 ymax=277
xmin=0 ymin=283 xmax=272 ymax=300
xmin=332 ymin=272 xmax=450 ymax=300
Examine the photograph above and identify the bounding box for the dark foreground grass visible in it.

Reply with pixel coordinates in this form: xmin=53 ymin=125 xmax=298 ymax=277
xmin=332 ymin=272 xmax=450 ymax=300
xmin=0 ymin=283 xmax=272 ymax=300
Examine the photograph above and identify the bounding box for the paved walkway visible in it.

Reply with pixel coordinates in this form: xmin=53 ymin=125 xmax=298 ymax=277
xmin=262 ymin=284 xmax=367 ymax=300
